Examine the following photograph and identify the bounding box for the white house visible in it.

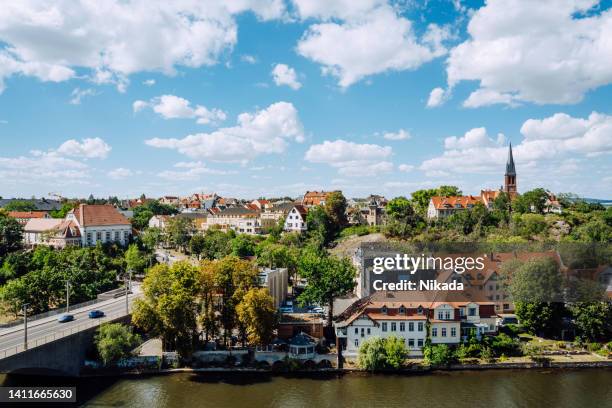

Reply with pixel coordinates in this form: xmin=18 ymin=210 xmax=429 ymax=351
xmin=206 ymin=207 xmax=262 ymax=235
xmin=66 ymin=204 xmax=132 ymax=246
xmin=23 ymin=218 xmax=63 ymax=246
xmin=283 ymin=205 xmax=307 ymax=233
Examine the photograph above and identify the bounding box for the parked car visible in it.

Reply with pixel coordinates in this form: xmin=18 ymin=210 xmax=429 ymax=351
xmin=311 ymin=306 xmax=324 ymax=314
xmin=57 ymin=314 xmax=74 ymax=323
xmin=279 ymin=306 xmax=293 ymax=313
xmin=88 ymin=310 xmax=105 ymax=319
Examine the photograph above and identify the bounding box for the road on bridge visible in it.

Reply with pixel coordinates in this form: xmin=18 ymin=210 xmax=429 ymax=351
xmin=0 ymin=286 xmax=141 ymax=358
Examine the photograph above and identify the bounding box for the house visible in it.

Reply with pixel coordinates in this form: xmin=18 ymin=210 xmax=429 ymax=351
xmin=260 ymin=202 xmax=294 ymax=229
xmin=283 ymin=205 xmax=307 ymax=233
xmin=278 ymin=314 xmax=325 ymax=340
xmin=206 ymin=207 xmax=262 ymax=234
xmin=23 ymin=218 xmax=63 ymax=246
xmin=427 ymin=144 xmax=518 ymax=219
xmin=159 ymin=196 xmax=179 ymax=206
xmin=301 ymin=191 xmax=339 ymax=207
xmin=250 ymin=199 xmax=271 ymax=210
xmin=148 ymin=215 xmax=170 ymax=229
xmin=66 ymin=204 xmax=132 ymax=246
xmin=334 ymin=291 xmax=497 ymax=356
xmin=543 ymin=192 xmax=563 ymax=214
xmin=8 ymin=211 xmax=51 ymax=226
xmin=258 ymin=267 xmax=289 ymax=308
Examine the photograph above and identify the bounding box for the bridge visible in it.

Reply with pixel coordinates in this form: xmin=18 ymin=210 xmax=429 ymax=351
xmin=0 ymin=289 xmax=140 ymax=376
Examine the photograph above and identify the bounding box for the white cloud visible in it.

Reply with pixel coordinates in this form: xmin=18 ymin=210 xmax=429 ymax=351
xmin=421 ymin=112 xmax=612 ymax=178
xmin=296 ymin=5 xmax=450 ymax=88
xmin=143 ymin=79 xmax=156 ymax=86
xmin=69 ymin=87 xmax=97 ymax=105
xmin=292 ymin=0 xmax=384 ymax=21
xmin=398 ymin=164 xmax=414 ymax=172
xmin=426 ymin=87 xmax=448 ymax=108
xmin=56 ymin=137 xmax=111 ymax=159
xmin=158 ymin=161 xmax=233 ymax=180
xmin=145 ymin=101 xmax=304 ymax=162
xmin=241 ymin=54 xmax=257 ymax=64
xmin=108 ymin=167 xmax=133 ymax=179
xmin=271 ymin=63 xmax=302 ymax=90
xmin=383 ymin=129 xmax=410 ymax=141
xmin=305 ymin=139 xmax=393 ymax=176
xmin=446 ymin=0 xmax=612 ymax=106
xmin=0 ymin=1 xmax=286 ymax=93
xmin=134 ymin=95 xmax=227 ymax=125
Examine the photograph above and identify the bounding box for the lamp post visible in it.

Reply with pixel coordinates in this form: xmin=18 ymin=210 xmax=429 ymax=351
xmin=23 ymin=303 xmax=30 ymax=350
xmin=65 ymin=280 xmax=71 ymax=313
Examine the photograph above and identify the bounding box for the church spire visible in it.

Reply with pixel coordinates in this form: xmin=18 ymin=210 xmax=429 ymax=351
xmin=505 ymin=142 xmax=516 ymax=176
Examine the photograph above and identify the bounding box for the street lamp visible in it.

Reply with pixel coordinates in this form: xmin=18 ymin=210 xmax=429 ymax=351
xmin=65 ymin=280 xmax=71 ymax=313
xmin=22 ymin=303 xmax=30 ymax=350
xmin=125 ymin=270 xmax=132 ymax=314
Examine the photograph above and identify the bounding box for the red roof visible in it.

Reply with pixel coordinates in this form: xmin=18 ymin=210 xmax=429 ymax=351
xmin=8 ymin=211 xmax=49 ymax=219
xmin=431 ymin=195 xmax=483 ymax=210
xmin=72 ymin=204 xmax=130 ymax=227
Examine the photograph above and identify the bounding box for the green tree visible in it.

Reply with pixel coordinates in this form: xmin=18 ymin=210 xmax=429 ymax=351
xmin=189 ymin=234 xmax=206 ymax=259
xmin=410 ymin=186 xmax=462 ymax=215
xmin=383 ymin=336 xmax=407 ymax=369
xmin=4 ymin=200 xmax=37 ymax=212
xmin=569 ymin=302 xmax=612 ymax=342
xmin=231 ymin=234 xmax=257 ymax=258
xmin=357 ymin=337 xmax=387 ymax=371
xmin=125 ymin=243 xmax=147 ymax=274
xmin=513 ymin=188 xmax=548 ymax=214
xmin=572 ymin=219 xmax=612 ymax=242
xmin=306 ymin=206 xmax=334 ymax=248
xmin=297 ymin=248 xmax=356 ymax=325
xmin=385 ymin=197 xmax=420 ymax=238
xmin=132 ymin=261 xmax=200 ymax=360
xmin=0 ymin=212 xmax=23 ymax=257
xmin=236 ymin=287 xmax=277 ymax=345
xmin=324 ymin=191 xmax=348 ymax=233
xmin=140 ymin=227 xmax=163 ymax=251
xmin=423 ymin=344 xmax=454 ymax=366
xmin=199 ymin=229 xmax=233 ymax=260
xmin=166 ymin=217 xmax=194 ymax=252
xmin=50 ymin=202 xmax=77 ymax=218
xmin=94 ymin=323 xmax=142 ymax=366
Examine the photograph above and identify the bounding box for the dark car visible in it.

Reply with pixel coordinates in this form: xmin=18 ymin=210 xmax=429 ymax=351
xmin=57 ymin=314 xmax=74 ymax=323
xmin=88 ymin=310 xmax=105 ymax=319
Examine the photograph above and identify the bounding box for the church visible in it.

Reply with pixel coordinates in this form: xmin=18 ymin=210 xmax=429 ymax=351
xmin=427 ymin=144 xmax=518 ymax=219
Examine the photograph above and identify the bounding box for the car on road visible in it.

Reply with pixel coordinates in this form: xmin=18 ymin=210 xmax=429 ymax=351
xmin=57 ymin=314 xmax=74 ymax=323
xmin=88 ymin=310 xmax=105 ymax=319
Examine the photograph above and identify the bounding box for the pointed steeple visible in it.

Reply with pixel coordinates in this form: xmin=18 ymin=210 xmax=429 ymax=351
xmin=505 ymin=142 xmax=516 ymax=176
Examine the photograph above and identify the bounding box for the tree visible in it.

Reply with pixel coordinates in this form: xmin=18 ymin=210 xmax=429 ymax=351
xmin=140 ymin=227 xmax=163 ymax=251
xmin=95 ymin=323 xmax=141 ymax=366
xmin=383 ymin=336 xmax=408 ymax=369
xmin=166 ymin=217 xmax=194 ymax=252
xmin=0 ymin=212 xmax=23 ymax=257
xmin=50 ymin=202 xmax=77 ymax=219
xmin=423 ymin=344 xmax=454 ymax=366
xmin=231 ymin=234 xmax=257 ymax=258
xmin=236 ymin=288 xmax=277 ymax=345
xmin=410 ymin=186 xmax=462 ymax=215
xmin=572 ymin=219 xmax=612 ymax=242
xmin=125 ymin=243 xmax=147 ymax=274
xmin=297 ymin=249 xmax=356 ymax=325
xmin=385 ymin=197 xmax=420 ymax=238
xmin=4 ymin=200 xmax=37 ymax=212
xmin=358 ymin=337 xmax=387 ymax=371
xmin=189 ymin=234 xmax=206 ymax=259
xmin=569 ymin=302 xmax=612 ymax=342
xmin=132 ymin=261 xmax=200 ymax=360
xmin=306 ymin=206 xmax=334 ymax=248
xmin=199 ymin=229 xmax=233 ymax=260
xmin=324 ymin=191 xmax=348 ymax=233
xmin=513 ymin=188 xmax=548 ymax=214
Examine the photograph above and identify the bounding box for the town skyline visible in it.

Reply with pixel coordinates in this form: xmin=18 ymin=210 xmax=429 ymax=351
xmin=1 ymin=1 xmax=611 ymax=199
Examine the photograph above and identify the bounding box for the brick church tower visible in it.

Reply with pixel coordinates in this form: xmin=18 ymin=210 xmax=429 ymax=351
xmin=504 ymin=143 xmax=517 ymax=194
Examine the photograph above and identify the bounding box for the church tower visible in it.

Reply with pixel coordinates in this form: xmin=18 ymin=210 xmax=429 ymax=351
xmin=504 ymin=143 xmax=517 ymax=194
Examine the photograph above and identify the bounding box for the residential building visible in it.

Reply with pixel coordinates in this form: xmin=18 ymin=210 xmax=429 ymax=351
xmin=283 ymin=205 xmax=307 ymax=233
xmin=335 ymin=291 xmax=497 ymax=356
xmin=159 ymin=196 xmax=179 ymax=206
xmin=23 ymin=218 xmax=63 ymax=246
xmin=66 ymin=204 xmax=132 ymax=246
xmin=260 ymin=202 xmax=294 ymax=229
xmin=45 ymin=220 xmax=82 ymax=248
xmin=278 ymin=314 xmax=325 ymax=340
xmin=301 ymin=190 xmax=338 ymax=207
xmin=148 ymin=215 xmax=170 ymax=229
xmin=250 ymin=199 xmax=271 ymax=210
xmin=206 ymin=207 xmax=262 ymax=234
xmin=8 ymin=211 xmax=51 ymax=226
xmin=258 ymin=267 xmax=289 ymax=308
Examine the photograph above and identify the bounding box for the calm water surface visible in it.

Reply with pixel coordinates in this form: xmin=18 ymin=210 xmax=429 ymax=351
xmin=2 ymin=369 xmax=611 ymax=408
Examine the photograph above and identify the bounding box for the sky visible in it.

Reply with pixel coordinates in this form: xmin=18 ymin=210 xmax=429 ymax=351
xmin=0 ymin=0 xmax=611 ymax=200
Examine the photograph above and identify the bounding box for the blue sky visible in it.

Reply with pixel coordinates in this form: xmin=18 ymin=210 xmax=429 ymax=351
xmin=0 ymin=0 xmax=611 ymax=200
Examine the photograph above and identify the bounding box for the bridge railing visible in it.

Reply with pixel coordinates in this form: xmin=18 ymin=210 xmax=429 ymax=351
xmin=0 ymin=305 xmax=132 ymax=360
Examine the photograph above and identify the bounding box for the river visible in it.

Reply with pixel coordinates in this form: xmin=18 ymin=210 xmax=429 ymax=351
xmin=2 ymin=369 xmax=611 ymax=407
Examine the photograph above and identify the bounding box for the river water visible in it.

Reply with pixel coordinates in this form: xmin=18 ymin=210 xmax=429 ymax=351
xmin=2 ymin=369 xmax=611 ymax=407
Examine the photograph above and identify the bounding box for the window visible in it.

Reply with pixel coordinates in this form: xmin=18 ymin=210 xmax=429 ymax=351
xmin=503 ymin=304 xmax=510 ymax=310
xmin=441 ymin=328 xmax=447 ymax=337
xmin=361 ymin=328 xmax=365 ymax=337
xmin=367 ymin=328 xmax=371 ymax=335
xmin=114 ymin=231 xmax=119 ymax=241
xmin=459 ymin=308 xmax=465 ymax=317
xmin=417 ymin=339 xmax=424 ymax=347
xmin=451 ymin=327 xmax=456 ymax=337
xmin=381 ymin=306 xmax=387 ymax=314
xmin=437 ymin=311 xmax=443 ymax=319
xmin=105 ymin=231 xmax=111 ymax=241
xmin=391 ymin=323 xmax=396 ymax=332
xmin=96 ymin=231 xmax=102 ymax=241
xmin=399 ymin=306 xmax=405 ymax=314
xmin=469 ymin=307 xmax=476 ymax=316
xmin=87 ymin=232 xmax=92 ymax=243
xmin=417 ymin=306 xmax=423 ymax=314
xmin=382 ymin=322 xmax=388 ymax=332
xmin=408 ymin=339 xmax=414 ymax=347
xmin=489 ymin=285 xmax=493 ymax=291
xmin=444 ymin=310 xmax=451 ymax=320
xmin=399 ymin=322 xmax=405 ymax=332
xmin=354 ymin=339 xmax=359 ymax=348
xmin=408 ymin=322 xmax=414 ymax=332
xmin=354 ymin=328 xmax=358 ymax=334
xmin=418 ymin=322 xmax=424 ymax=332
xmin=123 ymin=231 xmax=129 ymax=241
xmin=432 ymin=328 xmax=437 ymax=337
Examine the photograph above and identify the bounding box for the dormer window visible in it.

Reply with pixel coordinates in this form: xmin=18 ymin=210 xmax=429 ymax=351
xmin=399 ymin=306 xmax=405 ymax=315
xmin=417 ymin=306 xmax=423 ymax=315
xmin=381 ymin=305 xmax=388 ymax=314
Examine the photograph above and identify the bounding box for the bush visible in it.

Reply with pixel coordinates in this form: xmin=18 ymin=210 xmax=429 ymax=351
xmin=480 ymin=347 xmax=496 ymax=363
xmin=94 ymin=323 xmax=142 ymax=366
xmin=587 ymin=342 xmax=602 ymax=352
xmin=423 ymin=344 xmax=454 ymax=367
xmin=488 ymin=333 xmax=522 ymax=357
xmin=357 ymin=336 xmax=408 ymax=371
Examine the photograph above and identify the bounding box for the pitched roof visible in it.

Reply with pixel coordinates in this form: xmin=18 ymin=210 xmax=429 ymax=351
xmin=292 ymin=204 xmax=308 ymax=216
xmin=302 ymin=190 xmax=338 ymax=206
xmin=431 ymin=195 xmax=483 ymax=210
xmin=8 ymin=211 xmax=49 ymax=219
xmin=23 ymin=218 xmax=63 ymax=232
xmin=72 ymin=204 xmax=130 ymax=226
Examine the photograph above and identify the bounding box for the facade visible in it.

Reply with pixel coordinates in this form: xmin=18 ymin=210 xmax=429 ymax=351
xmin=23 ymin=218 xmax=63 ymax=245
xmin=258 ymin=267 xmax=289 ymax=308
xmin=66 ymin=204 xmax=132 ymax=246
xmin=260 ymin=202 xmax=294 ymax=229
xmin=427 ymin=144 xmax=518 ymax=219
xmin=335 ymin=291 xmax=497 ymax=356
xmin=206 ymin=207 xmax=262 ymax=234
xmin=283 ymin=205 xmax=307 ymax=233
